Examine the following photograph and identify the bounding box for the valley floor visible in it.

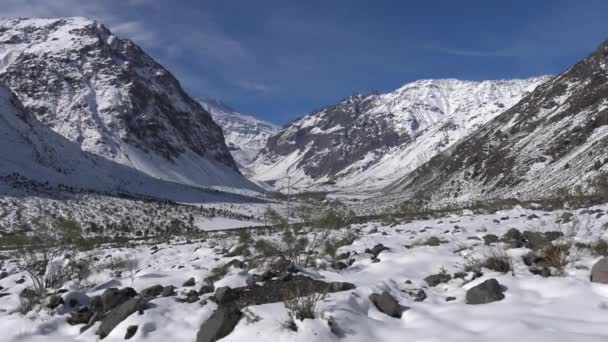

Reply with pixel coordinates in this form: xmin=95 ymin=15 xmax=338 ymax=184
xmin=2 ymin=204 xmax=608 ymax=341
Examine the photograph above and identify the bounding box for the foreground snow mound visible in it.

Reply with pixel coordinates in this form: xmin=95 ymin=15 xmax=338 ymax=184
xmin=0 ymin=17 xmax=258 ymax=194
xmin=3 ymin=205 xmax=608 ymax=341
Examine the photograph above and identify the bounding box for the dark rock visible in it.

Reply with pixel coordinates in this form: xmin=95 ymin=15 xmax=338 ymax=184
xmin=215 ymin=287 xmax=238 ymax=304
xmin=483 ymin=234 xmax=499 ymax=245
xmin=15 ymin=278 xmax=25 ymax=284
xmin=286 ymin=263 xmax=298 ymax=273
xmin=413 ymin=289 xmax=427 ymax=302
xmin=544 ymin=231 xmax=564 ymax=241
xmin=371 ymin=257 xmax=380 ymax=263
xmin=101 ymin=287 xmax=137 ymax=312
xmin=161 ymin=285 xmax=176 ymax=297
xmin=97 ymin=297 xmax=148 ymax=339
xmin=336 ymin=252 xmax=351 ymax=260
xmin=369 ymin=292 xmax=405 ymax=318
xmin=0 ymin=271 xmax=7 ymax=280
xmin=47 ymin=294 xmax=64 ymax=309
xmin=445 ymin=296 xmax=456 ymax=302
xmin=368 ymin=228 xmax=378 ymax=234
xmin=369 ymin=244 xmax=389 ymax=258
xmin=278 ymin=273 xmax=293 ymax=282
xmin=424 ymin=273 xmax=452 ymax=287
xmin=329 ymin=282 xmax=356 ymax=292
xmin=453 ymin=272 xmax=467 ymax=279
xmin=332 ymin=261 xmax=348 ymax=270
xmin=246 ymin=275 xmax=258 ymax=287
xmin=183 ymin=277 xmax=196 ymax=287
xmin=591 ymin=257 xmax=608 ymax=284
xmin=125 ymin=325 xmax=138 ymax=339
xmin=225 ymin=259 xmax=245 ymax=269
xmin=67 ymin=307 xmax=95 ymax=326
xmin=199 ymin=284 xmax=215 ymax=295
xmin=141 ymin=285 xmax=163 ymax=298
xmin=196 ymin=304 xmax=242 ymax=342
xmin=0 ymin=293 xmax=10 ymax=298
xmin=260 ymin=270 xmax=276 ymax=281
xmin=465 ymin=279 xmax=505 ymax=304
xmin=523 ymin=231 xmax=551 ymax=251
xmin=501 ymin=228 xmax=524 ymax=248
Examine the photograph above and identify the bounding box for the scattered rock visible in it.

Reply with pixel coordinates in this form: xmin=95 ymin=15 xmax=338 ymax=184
xmin=329 ymin=282 xmax=356 ymax=292
xmin=183 ymin=277 xmax=196 ymax=287
xmin=225 ymin=259 xmax=245 ymax=269
xmin=367 ymin=228 xmax=378 ymax=234
xmin=260 ymin=270 xmax=276 ymax=281
xmin=0 ymin=271 xmax=8 ymax=280
xmin=591 ymin=257 xmax=608 ymax=284
xmin=424 ymin=273 xmax=452 ymax=287
xmin=125 ymin=325 xmax=138 ymax=339
xmin=215 ymin=287 xmax=238 ymax=304
xmin=199 ymin=284 xmax=215 ymax=295
xmin=413 ymin=289 xmax=427 ymax=302
xmin=332 ymin=261 xmax=348 ymax=270
xmin=483 ymin=234 xmax=499 ymax=245
xmin=101 ymin=287 xmax=137 ymax=312
xmin=465 ymin=279 xmax=505 ymax=304
xmin=336 ymin=252 xmax=351 ymax=260
xmin=141 ymin=285 xmax=164 ymax=298
xmin=15 ymin=278 xmax=25 ymax=284
xmin=97 ymin=297 xmax=147 ymax=339
xmin=47 ymin=294 xmax=64 ymax=309
xmin=366 ymin=244 xmax=389 ymax=258
xmin=445 ymin=296 xmax=456 ymax=302
xmin=161 ymin=285 xmax=176 ymax=297
xmin=523 ymin=231 xmax=551 ymax=251
xmin=501 ymin=228 xmax=524 ymax=248
xmin=278 ymin=273 xmax=293 ymax=282
xmin=369 ymin=292 xmax=406 ymax=318
xmin=196 ymin=304 xmax=242 ymax=342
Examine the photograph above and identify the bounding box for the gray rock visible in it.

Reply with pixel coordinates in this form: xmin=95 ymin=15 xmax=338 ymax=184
xmin=199 ymin=284 xmax=215 ymax=295
xmin=0 ymin=271 xmax=8 ymax=280
xmin=161 ymin=285 xmax=176 ymax=297
xmin=369 ymin=292 xmax=405 ymax=318
xmin=591 ymin=257 xmax=608 ymax=284
xmin=523 ymin=231 xmax=551 ymax=251
xmin=97 ymin=296 xmax=147 ymax=339
xmin=101 ymin=287 xmax=137 ymax=312
xmin=125 ymin=325 xmax=138 ymax=340
xmin=483 ymin=234 xmax=499 ymax=245
xmin=196 ymin=304 xmax=242 ymax=342
xmin=465 ymin=279 xmax=505 ymax=304
xmin=329 ymin=282 xmax=356 ymax=292
xmin=183 ymin=277 xmax=196 ymax=287
xmin=424 ymin=273 xmax=452 ymax=287
xmin=215 ymin=287 xmax=238 ymax=304
xmin=225 ymin=259 xmax=245 ymax=269
xmin=141 ymin=285 xmax=163 ymax=298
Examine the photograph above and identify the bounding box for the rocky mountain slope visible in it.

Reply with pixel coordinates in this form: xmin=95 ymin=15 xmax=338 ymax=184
xmin=0 ymin=83 xmax=259 ymax=202
xmin=389 ymin=41 xmax=608 ymax=203
xmin=249 ymin=77 xmax=548 ymax=192
xmin=198 ymin=97 xmax=279 ymax=167
xmin=0 ymin=17 xmax=258 ymax=194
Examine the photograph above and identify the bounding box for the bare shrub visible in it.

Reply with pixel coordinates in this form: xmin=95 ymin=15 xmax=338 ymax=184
xmin=283 ymin=284 xmax=326 ymax=327
xmin=539 ymin=243 xmax=571 ymax=271
xmin=465 ymin=244 xmax=514 ymax=275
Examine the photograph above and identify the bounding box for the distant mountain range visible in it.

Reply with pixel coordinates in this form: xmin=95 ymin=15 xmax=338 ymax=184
xmin=198 ymin=97 xmax=279 ymax=167
xmin=248 ymin=77 xmax=548 ymax=192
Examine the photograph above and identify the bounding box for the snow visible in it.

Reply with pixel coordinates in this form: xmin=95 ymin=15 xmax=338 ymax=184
xmin=3 ymin=204 xmax=608 ymax=341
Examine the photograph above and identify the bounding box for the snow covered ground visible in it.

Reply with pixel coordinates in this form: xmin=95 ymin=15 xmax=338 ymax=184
xmin=2 ymin=204 xmax=608 ymax=341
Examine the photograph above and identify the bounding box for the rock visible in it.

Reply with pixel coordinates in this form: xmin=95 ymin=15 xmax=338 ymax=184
xmin=101 ymin=288 xmax=137 ymax=312
xmin=15 ymin=278 xmax=25 ymax=284
xmin=260 ymin=270 xmax=276 ymax=281
xmin=225 ymin=259 xmax=245 ymax=269
xmin=47 ymin=294 xmax=64 ymax=309
xmin=367 ymin=228 xmax=378 ymax=234
xmin=591 ymin=257 xmax=608 ymax=284
xmin=329 ymin=282 xmax=356 ymax=292
xmin=0 ymin=271 xmax=7 ymax=280
xmin=523 ymin=231 xmax=550 ymax=251
xmin=369 ymin=292 xmax=405 ymax=318
xmin=286 ymin=263 xmax=298 ymax=273
xmin=483 ymin=234 xmax=499 ymax=245
xmin=368 ymin=244 xmax=389 ymax=258
xmin=246 ymin=275 xmax=258 ymax=287
xmin=125 ymin=325 xmax=138 ymax=339
xmin=424 ymin=273 xmax=452 ymax=287
xmin=183 ymin=277 xmax=196 ymax=287
xmin=215 ymin=287 xmax=238 ymax=304
xmin=97 ymin=297 xmax=147 ymax=339
xmin=413 ymin=289 xmax=427 ymax=302
xmin=332 ymin=261 xmax=348 ymax=270
xmin=371 ymin=257 xmax=380 ymax=263
xmin=465 ymin=279 xmax=505 ymax=304
xmin=336 ymin=252 xmax=351 ymax=260
xmin=445 ymin=296 xmax=456 ymax=302
xmin=196 ymin=304 xmax=242 ymax=342
xmin=199 ymin=284 xmax=215 ymax=295
xmin=278 ymin=273 xmax=293 ymax=282
xmin=501 ymin=228 xmax=524 ymax=248
xmin=545 ymin=231 xmax=564 ymax=241
xmin=67 ymin=307 xmax=95 ymax=326
xmin=141 ymin=285 xmax=164 ymax=297
xmin=161 ymin=285 xmax=176 ymax=297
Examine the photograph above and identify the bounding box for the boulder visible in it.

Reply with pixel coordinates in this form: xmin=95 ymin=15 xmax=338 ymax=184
xmin=97 ymin=297 xmax=147 ymax=339
xmin=522 ymin=231 xmax=551 ymax=251
xmin=101 ymin=287 xmax=137 ymax=312
xmin=125 ymin=325 xmax=138 ymax=340
xmin=591 ymin=257 xmax=608 ymax=284
xmin=225 ymin=259 xmax=245 ymax=269
xmin=141 ymin=285 xmax=164 ymax=298
xmin=366 ymin=244 xmax=389 ymax=258
xmin=465 ymin=279 xmax=505 ymax=304
xmin=196 ymin=304 xmax=242 ymax=342
xmin=483 ymin=234 xmax=499 ymax=245
xmin=161 ymin=285 xmax=176 ymax=297
xmin=215 ymin=287 xmax=238 ymax=304
xmin=183 ymin=277 xmax=196 ymax=287
xmin=369 ymin=292 xmax=405 ymax=318
xmin=199 ymin=284 xmax=215 ymax=295
xmin=424 ymin=273 xmax=452 ymax=287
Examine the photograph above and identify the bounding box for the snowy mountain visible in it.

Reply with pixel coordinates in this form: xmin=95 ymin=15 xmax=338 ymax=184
xmin=249 ymin=76 xmax=548 ymax=192
xmin=389 ymin=40 xmax=608 ymax=203
xmin=198 ymin=97 xmax=279 ymax=167
xmin=0 ymin=83 xmax=258 ymax=202
xmin=0 ymin=17 xmax=258 ymax=194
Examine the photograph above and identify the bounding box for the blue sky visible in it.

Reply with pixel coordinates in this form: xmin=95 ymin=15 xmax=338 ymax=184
xmin=3 ymin=0 xmax=608 ymax=124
